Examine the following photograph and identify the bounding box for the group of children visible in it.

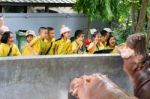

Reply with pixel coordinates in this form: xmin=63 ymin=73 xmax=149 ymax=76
xmin=0 ymin=25 xmax=118 ymax=57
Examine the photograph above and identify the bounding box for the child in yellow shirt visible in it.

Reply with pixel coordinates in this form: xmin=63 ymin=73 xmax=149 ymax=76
xmin=22 ymin=30 xmax=36 ymax=56
xmin=106 ymin=35 xmax=117 ymax=54
xmin=27 ymin=27 xmax=48 ymax=55
xmin=0 ymin=31 xmax=21 ymax=57
xmin=45 ymin=27 xmax=56 ymax=55
xmin=88 ymin=31 xmax=104 ymax=53
xmin=55 ymin=25 xmax=72 ymax=55
xmin=72 ymin=30 xmax=84 ymax=54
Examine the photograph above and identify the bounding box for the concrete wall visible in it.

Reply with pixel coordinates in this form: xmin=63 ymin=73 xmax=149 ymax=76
xmin=0 ymin=54 xmax=133 ymax=99
xmin=0 ymin=13 xmax=107 ymax=39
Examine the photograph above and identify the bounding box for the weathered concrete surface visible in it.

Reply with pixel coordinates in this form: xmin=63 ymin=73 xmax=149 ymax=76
xmin=0 ymin=54 xmax=133 ymax=99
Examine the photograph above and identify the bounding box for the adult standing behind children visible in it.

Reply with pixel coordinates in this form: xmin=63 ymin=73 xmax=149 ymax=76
xmin=55 ymin=25 xmax=72 ymax=55
xmin=0 ymin=16 xmax=9 ymax=32
xmin=0 ymin=31 xmax=21 ymax=57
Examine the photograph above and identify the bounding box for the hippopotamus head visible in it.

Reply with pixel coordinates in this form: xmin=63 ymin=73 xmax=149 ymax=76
xmin=69 ymin=74 xmax=138 ymax=99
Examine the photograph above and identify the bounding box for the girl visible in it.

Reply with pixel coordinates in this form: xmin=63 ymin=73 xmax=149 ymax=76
xmin=88 ymin=31 xmax=103 ymax=53
xmin=106 ymin=35 xmax=117 ymax=54
xmin=55 ymin=25 xmax=72 ymax=55
xmin=22 ymin=30 xmax=36 ymax=56
xmin=71 ymin=30 xmax=84 ymax=54
xmin=0 ymin=31 xmax=21 ymax=57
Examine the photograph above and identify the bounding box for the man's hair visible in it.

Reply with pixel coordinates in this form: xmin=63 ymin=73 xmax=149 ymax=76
xmin=38 ymin=27 xmax=47 ymax=34
xmin=47 ymin=27 xmax=54 ymax=32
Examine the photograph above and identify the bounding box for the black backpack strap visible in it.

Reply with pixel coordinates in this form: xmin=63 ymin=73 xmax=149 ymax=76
xmin=45 ymin=42 xmax=53 ymax=55
xmin=7 ymin=46 xmax=13 ymax=56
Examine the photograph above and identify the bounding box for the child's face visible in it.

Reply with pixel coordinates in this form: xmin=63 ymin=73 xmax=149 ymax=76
xmin=40 ymin=29 xmax=48 ymax=39
xmin=8 ymin=33 xmax=14 ymax=45
xmin=109 ymin=37 xmax=116 ymax=47
xmin=100 ymin=36 xmax=107 ymax=43
xmin=94 ymin=33 xmax=101 ymax=42
xmin=78 ymin=34 xmax=84 ymax=41
xmin=26 ymin=35 xmax=34 ymax=43
xmin=48 ymin=30 xmax=55 ymax=39
xmin=63 ymin=32 xmax=70 ymax=39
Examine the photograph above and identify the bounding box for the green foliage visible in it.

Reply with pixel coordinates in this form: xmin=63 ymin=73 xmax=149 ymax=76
xmin=113 ymin=26 xmax=132 ymax=44
xmin=74 ymin=0 xmax=113 ymax=21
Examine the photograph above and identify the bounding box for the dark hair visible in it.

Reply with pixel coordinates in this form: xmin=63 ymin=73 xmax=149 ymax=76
xmin=74 ymin=30 xmax=84 ymax=39
xmin=100 ymin=30 xmax=107 ymax=36
xmin=106 ymin=35 xmax=116 ymax=46
xmin=38 ymin=27 xmax=47 ymax=34
xmin=47 ymin=27 xmax=54 ymax=32
xmin=70 ymin=37 xmax=75 ymax=42
xmin=92 ymin=31 xmax=100 ymax=38
xmin=1 ymin=31 xmax=13 ymax=43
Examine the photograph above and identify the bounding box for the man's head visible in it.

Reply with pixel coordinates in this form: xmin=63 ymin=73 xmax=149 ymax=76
xmin=47 ymin=27 xmax=55 ymax=39
xmin=38 ymin=27 xmax=48 ymax=39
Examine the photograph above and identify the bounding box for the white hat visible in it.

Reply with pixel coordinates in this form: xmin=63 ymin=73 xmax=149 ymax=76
xmin=60 ymin=25 xmax=71 ymax=34
xmin=103 ymin=28 xmax=113 ymax=33
xmin=26 ymin=30 xmax=36 ymax=37
xmin=90 ymin=28 xmax=97 ymax=35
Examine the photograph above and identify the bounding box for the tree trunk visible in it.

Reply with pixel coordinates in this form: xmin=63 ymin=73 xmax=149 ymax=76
xmin=131 ymin=0 xmax=137 ymax=33
xmin=135 ymin=0 xmax=148 ymax=33
xmin=147 ymin=14 xmax=150 ymax=49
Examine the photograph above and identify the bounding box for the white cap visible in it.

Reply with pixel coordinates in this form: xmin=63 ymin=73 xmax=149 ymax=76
xmin=26 ymin=30 xmax=36 ymax=37
xmin=103 ymin=28 xmax=113 ymax=33
xmin=90 ymin=28 xmax=97 ymax=35
xmin=60 ymin=25 xmax=71 ymax=34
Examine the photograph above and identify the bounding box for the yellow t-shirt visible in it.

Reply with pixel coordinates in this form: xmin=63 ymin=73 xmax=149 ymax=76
xmin=45 ymin=38 xmax=55 ymax=55
xmin=88 ymin=41 xmax=106 ymax=53
xmin=71 ymin=41 xmax=84 ymax=54
xmin=22 ymin=43 xmax=35 ymax=56
xmin=0 ymin=43 xmax=21 ymax=57
xmin=55 ymin=38 xmax=72 ymax=55
xmin=106 ymin=46 xmax=118 ymax=54
xmin=29 ymin=36 xmax=47 ymax=55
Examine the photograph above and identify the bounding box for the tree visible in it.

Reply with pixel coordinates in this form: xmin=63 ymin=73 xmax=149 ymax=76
xmin=134 ymin=0 xmax=148 ymax=33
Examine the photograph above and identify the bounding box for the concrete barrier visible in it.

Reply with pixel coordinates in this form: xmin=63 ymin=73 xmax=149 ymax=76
xmin=0 ymin=54 xmax=133 ymax=99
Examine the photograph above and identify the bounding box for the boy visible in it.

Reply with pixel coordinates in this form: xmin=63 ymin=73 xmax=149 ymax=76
xmin=27 ymin=27 xmax=48 ymax=55
xmin=45 ymin=27 xmax=55 ymax=55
